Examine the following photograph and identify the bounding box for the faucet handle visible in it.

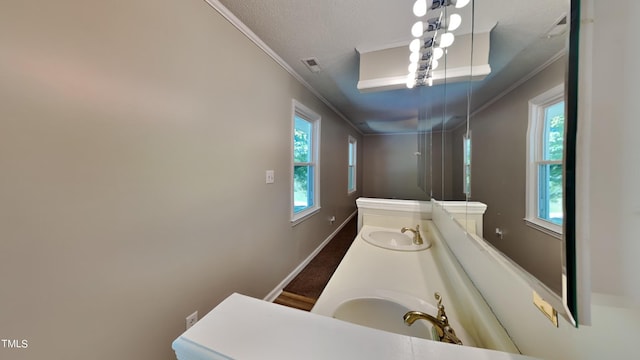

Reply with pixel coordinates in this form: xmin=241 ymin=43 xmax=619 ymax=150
xmin=443 ymin=326 xmax=463 ymax=345
xmin=434 ymin=293 xmax=449 ymax=324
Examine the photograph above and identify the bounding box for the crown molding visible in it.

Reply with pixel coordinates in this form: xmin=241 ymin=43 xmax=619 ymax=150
xmin=202 ymin=0 xmax=362 ymax=135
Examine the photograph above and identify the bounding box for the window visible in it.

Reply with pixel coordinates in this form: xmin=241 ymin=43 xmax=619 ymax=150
xmin=348 ymin=136 xmax=357 ymax=193
xmin=462 ymin=133 xmax=471 ymax=197
xmin=525 ymin=84 xmax=565 ymax=237
xmin=291 ymin=100 xmax=321 ymax=224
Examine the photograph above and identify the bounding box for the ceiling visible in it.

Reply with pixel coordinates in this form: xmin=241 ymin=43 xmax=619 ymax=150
xmin=213 ymin=0 xmax=569 ymax=134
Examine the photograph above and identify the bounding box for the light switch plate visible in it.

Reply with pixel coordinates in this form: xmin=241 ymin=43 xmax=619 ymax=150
xmin=266 ymin=170 xmax=275 ymax=184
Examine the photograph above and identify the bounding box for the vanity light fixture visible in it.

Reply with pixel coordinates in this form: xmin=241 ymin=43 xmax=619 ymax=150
xmin=406 ymin=76 xmax=416 ymax=89
xmin=407 ymin=38 xmax=443 ymax=88
xmin=413 ymin=0 xmax=428 ymax=17
xmin=432 ymin=47 xmax=444 ymax=60
xmin=413 ymin=0 xmax=470 ymax=16
xmin=407 ymin=33 xmax=452 ymax=88
xmin=407 ymin=0 xmax=468 ymax=88
xmin=408 ymin=62 xmax=419 ymax=74
xmin=409 ymin=50 xmax=420 ymax=63
xmin=411 ymin=14 xmax=462 ymax=37
xmin=409 ymin=38 xmax=421 ymax=53
xmin=438 ymin=32 xmax=455 ymax=48
xmin=410 ymin=47 xmax=443 ymax=66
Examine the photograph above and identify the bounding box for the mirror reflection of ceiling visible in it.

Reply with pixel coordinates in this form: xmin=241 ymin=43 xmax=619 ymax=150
xmin=215 ymin=0 xmax=568 ymax=134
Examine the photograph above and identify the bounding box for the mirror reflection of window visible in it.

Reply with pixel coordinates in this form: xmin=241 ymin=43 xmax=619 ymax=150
xmin=348 ymin=136 xmax=357 ymax=193
xmin=539 ymin=101 xmax=564 ymax=225
xmin=463 ymin=133 xmax=472 ymax=197
xmin=525 ymin=84 xmax=565 ymax=236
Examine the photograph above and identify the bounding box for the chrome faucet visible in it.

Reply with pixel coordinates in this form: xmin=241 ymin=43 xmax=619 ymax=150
xmin=403 ymin=293 xmax=463 ymax=345
xmin=400 ymin=224 xmax=423 ymax=245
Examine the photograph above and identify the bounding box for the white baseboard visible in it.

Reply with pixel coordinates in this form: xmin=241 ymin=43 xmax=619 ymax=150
xmin=263 ymin=210 xmax=357 ymax=302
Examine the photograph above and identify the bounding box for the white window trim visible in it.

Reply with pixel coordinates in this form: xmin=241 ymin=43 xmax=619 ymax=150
xmin=525 ymin=83 xmax=564 ymax=239
xmin=348 ymin=135 xmax=357 ymax=194
xmin=291 ymin=99 xmax=321 ymax=225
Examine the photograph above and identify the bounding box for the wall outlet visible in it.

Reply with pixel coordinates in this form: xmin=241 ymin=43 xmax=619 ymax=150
xmin=185 ymin=311 xmax=198 ymax=330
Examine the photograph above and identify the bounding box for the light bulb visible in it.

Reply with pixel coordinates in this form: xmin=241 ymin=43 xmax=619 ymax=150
xmin=432 ymin=47 xmax=444 ymax=60
xmin=453 ymin=0 xmax=470 ymax=9
xmin=409 ymin=38 xmax=421 ymax=53
xmin=413 ymin=0 xmax=427 ymax=17
xmin=406 ymin=74 xmax=416 ymax=88
xmin=431 ymin=59 xmax=439 ymax=70
xmin=408 ymin=62 xmax=418 ymax=73
xmin=411 ymin=21 xmax=424 ymax=37
xmin=409 ymin=51 xmax=420 ymax=64
xmin=439 ymin=32 xmax=455 ymax=48
xmin=447 ymin=14 xmax=462 ymax=31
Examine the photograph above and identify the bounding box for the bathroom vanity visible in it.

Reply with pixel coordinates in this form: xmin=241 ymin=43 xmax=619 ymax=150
xmin=312 ymin=198 xmax=517 ymax=351
xmin=172 ymin=198 xmax=542 ymax=360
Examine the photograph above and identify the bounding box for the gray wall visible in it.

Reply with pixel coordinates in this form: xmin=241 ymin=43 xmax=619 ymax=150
xmin=452 ymin=56 xmax=567 ymax=293
xmin=585 ymin=0 xmax=640 ymax=301
xmin=0 ymin=1 xmax=361 ymax=359
xmin=419 ymin=131 xmax=455 ymax=200
xmin=361 ymin=132 xmax=454 ymax=201
xmin=362 ymin=134 xmax=427 ymax=200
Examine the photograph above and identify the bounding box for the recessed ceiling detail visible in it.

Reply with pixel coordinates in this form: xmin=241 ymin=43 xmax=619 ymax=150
xmin=215 ymin=0 xmax=568 ymax=134
xmin=356 ymin=28 xmax=494 ymax=93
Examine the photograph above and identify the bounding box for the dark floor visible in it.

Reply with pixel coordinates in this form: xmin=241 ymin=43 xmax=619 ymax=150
xmin=273 ymin=216 xmax=357 ymax=311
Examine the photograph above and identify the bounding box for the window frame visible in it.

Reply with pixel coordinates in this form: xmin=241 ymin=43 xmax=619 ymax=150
xmin=347 ymin=136 xmax=357 ymax=194
xmin=291 ymin=100 xmax=321 ymax=225
xmin=525 ymin=84 xmax=565 ymax=238
xmin=462 ymin=132 xmax=472 ymax=198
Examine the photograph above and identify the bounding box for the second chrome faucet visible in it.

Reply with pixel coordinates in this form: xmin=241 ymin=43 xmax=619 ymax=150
xmin=400 ymin=224 xmax=423 ymax=245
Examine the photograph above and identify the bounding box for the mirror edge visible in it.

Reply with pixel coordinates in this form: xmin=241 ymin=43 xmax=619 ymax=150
xmin=570 ymin=0 xmax=593 ymax=326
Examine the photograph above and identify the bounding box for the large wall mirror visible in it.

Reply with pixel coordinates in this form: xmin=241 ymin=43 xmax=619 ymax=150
xmin=417 ymin=0 xmax=579 ymax=324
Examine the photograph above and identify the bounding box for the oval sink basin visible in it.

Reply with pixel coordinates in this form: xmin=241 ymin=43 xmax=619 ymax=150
xmin=333 ymin=297 xmax=436 ymax=340
xmin=361 ymin=226 xmax=430 ymax=251
xmin=326 ymin=289 xmax=474 ymax=346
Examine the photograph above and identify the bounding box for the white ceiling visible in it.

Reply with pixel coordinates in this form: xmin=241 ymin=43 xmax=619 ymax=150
xmin=214 ymin=0 xmax=569 ymax=134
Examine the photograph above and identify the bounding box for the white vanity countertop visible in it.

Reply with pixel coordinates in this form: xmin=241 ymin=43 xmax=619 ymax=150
xmin=311 ymin=222 xmax=531 ymax=356
xmin=172 ymin=222 xmax=540 ymax=360
xmin=312 ymin=223 xmax=444 ymax=317
xmin=172 ymin=292 xmax=541 ymax=360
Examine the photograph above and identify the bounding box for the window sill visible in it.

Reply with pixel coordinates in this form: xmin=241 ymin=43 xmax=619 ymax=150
xmin=523 ymin=218 xmax=562 ymax=240
xmin=291 ymin=207 xmax=321 ymax=227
